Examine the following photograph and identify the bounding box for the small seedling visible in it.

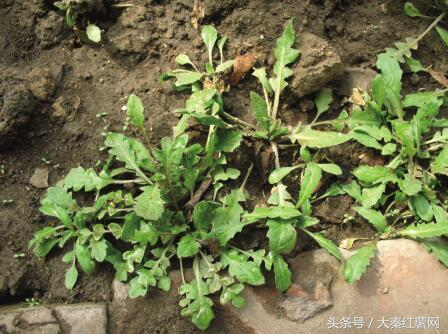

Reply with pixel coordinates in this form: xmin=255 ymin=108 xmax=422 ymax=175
xmin=24 ymin=298 xmax=39 ymax=307
xmin=2 ymin=199 xmax=14 ymax=205
xmin=41 ymin=158 xmax=51 ymax=165
xmin=14 ymin=253 xmax=26 ymax=258
xmin=54 ymin=0 xmax=102 ymax=43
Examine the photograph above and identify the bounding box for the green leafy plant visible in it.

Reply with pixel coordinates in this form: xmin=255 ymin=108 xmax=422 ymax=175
xmin=30 ymin=17 xmax=448 ymax=330
xmin=311 ymin=47 xmax=448 ymax=269
xmin=54 ymin=0 xmax=103 ymax=43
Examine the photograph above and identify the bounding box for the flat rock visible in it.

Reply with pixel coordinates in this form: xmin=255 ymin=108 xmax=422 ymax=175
xmin=290 ymin=32 xmax=342 ymax=98
xmin=53 ymin=304 xmax=107 ymax=334
xmin=0 ymin=303 xmax=106 ymax=334
xmin=225 ymin=239 xmax=448 ymax=334
xmin=29 ymin=168 xmax=49 ymax=189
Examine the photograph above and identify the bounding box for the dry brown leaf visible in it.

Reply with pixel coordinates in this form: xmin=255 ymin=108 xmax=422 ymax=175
xmin=428 ymin=68 xmax=448 ymax=88
xmin=191 ymin=0 xmax=205 ymax=30
xmin=229 ymin=53 xmax=257 ymax=86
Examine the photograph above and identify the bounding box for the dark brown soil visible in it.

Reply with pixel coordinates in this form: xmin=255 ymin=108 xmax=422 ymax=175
xmin=0 ymin=0 xmax=443 ymax=332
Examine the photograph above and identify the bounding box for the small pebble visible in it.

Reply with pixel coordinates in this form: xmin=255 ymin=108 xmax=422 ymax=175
xmin=410 ymin=73 xmax=420 ymax=86
xmin=83 ymin=72 xmax=92 ymax=80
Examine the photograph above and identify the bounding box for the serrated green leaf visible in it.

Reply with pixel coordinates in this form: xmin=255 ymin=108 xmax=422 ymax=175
xmin=399 ymin=222 xmax=448 ymax=239
xmin=129 ymin=277 xmax=147 ymax=298
xmin=222 ymin=250 xmax=265 ymax=286
xmin=211 ymin=190 xmax=245 ymax=246
xmin=177 ymin=235 xmax=199 ymax=258
xmin=422 ymin=238 xmax=448 ymax=267
xmin=405 ymin=57 xmax=426 ymax=73
xmin=297 ymin=163 xmax=322 ymax=208
xmin=402 ymin=91 xmax=445 ymax=108
xmin=127 ymin=94 xmax=144 ymax=127
xmin=253 ymin=67 xmax=273 ymax=94
xmin=105 ymin=133 xmax=154 ymax=177
xmin=193 ymin=201 xmax=220 ymax=230
xmin=86 ymin=24 xmax=101 ymax=43
xmin=341 ymin=244 xmax=376 ymax=284
xmin=244 ymin=206 xmax=301 ymax=221
xmin=432 ymin=145 xmax=448 ymax=175
xmin=354 ymin=207 xmax=387 ymax=232
xmin=290 ymin=128 xmax=352 ymax=148
xmin=271 ymin=19 xmax=299 ymax=95
xmin=376 ymin=53 xmax=402 ymax=95
xmin=65 ymin=265 xmax=78 ymax=290
xmin=135 ymin=186 xmax=165 ymax=221
xmin=302 ymin=229 xmax=343 ymax=261
xmin=64 ymin=166 xmax=110 ymax=192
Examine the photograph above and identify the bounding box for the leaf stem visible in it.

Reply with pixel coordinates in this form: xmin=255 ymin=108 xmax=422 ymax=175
xmin=222 ymin=112 xmax=257 ymax=131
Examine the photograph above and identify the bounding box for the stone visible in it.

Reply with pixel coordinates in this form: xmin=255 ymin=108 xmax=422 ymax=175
xmin=332 ymin=67 xmax=378 ymax=97
xmin=27 ymin=69 xmax=56 ymax=101
xmin=29 ymin=168 xmax=49 ymax=189
xmin=280 ymin=281 xmax=332 ymax=323
xmin=290 ymin=33 xmax=342 ymax=98
xmin=224 ymin=239 xmax=448 ymax=333
xmin=53 ymin=304 xmax=107 ymax=334
xmin=0 ymin=303 xmax=107 ymax=334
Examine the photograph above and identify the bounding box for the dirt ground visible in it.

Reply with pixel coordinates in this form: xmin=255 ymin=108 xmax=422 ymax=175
xmin=0 ymin=0 xmax=444 ymax=333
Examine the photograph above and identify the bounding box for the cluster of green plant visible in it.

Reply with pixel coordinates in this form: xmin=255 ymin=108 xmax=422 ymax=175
xmin=54 ymin=0 xmax=102 ymax=43
xmin=29 ymin=18 xmax=448 ymax=330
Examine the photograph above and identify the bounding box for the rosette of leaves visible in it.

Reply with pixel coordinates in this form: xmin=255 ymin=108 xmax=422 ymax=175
xmin=160 ymin=25 xmax=235 ymax=93
xmin=313 ymin=47 xmax=448 ymax=267
xmin=54 ymin=0 xmax=103 ymax=43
